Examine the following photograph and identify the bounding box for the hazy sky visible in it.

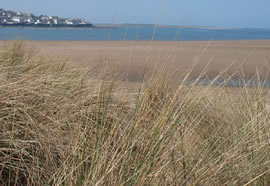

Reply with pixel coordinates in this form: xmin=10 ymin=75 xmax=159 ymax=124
xmin=1 ymin=0 xmax=269 ymax=28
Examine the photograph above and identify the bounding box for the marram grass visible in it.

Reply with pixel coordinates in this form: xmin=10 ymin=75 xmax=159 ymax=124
xmin=0 ymin=41 xmax=270 ymax=185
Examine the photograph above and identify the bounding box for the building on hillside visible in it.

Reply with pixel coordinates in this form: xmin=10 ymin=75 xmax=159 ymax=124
xmin=48 ymin=16 xmax=59 ymax=24
xmin=79 ymin=19 xmax=88 ymax=24
xmin=11 ymin=16 xmax=21 ymax=23
xmin=0 ymin=8 xmax=92 ymax=27
xmin=53 ymin=18 xmax=58 ymax=24
xmin=35 ymin=19 xmax=41 ymax=24
xmin=40 ymin=16 xmax=49 ymax=21
xmin=25 ymin=18 xmax=34 ymax=24
xmin=65 ymin=19 xmax=73 ymax=25
xmin=69 ymin=19 xmax=82 ymax=25
xmin=6 ymin=11 xmax=13 ymax=18
xmin=0 ymin=17 xmax=9 ymax=23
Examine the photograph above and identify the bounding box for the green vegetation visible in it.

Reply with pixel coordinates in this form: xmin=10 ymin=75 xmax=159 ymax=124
xmin=0 ymin=42 xmax=270 ymax=185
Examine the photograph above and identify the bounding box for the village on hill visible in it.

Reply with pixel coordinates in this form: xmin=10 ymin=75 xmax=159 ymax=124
xmin=0 ymin=8 xmax=93 ymax=27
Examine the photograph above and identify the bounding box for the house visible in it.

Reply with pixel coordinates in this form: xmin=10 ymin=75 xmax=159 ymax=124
xmin=40 ymin=16 xmax=49 ymax=21
xmin=69 ymin=19 xmax=81 ymax=24
xmin=53 ymin=18 xmax=58 ymax=24
xmin=11 ymin=16 xmax=21 ymax=23
xmin=6 ymin=11 xmax=13 ymax=18
xmin=0 ymin=17 xmax=9 ymax=23
xmin=25 ymin=18 xmax=34 ymax=24
xmin=65 ymin=19 xmax=73 ymax=25
xmin=78 ymin=18 xmax=87 ymax=24
xmin=35 ymin=19 xmax=41 ymax=24
xmin=48 ymin=16 xmax=59 ymax=24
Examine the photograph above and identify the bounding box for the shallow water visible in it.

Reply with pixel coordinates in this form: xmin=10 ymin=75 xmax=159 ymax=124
xmin=1 ymin=26 xmax=270 ymax=41
xmin=186 ymin=78 xmax=270 ymax=88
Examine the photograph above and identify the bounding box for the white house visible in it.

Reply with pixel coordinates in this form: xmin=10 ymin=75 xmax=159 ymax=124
xmin=65 ymin=20 xmax=73 ymax=25
xmin=26 ymin=18 xmax=34 ymax=24
xmin=35 ymin=19 xmax=41 ymax=24
xmin=11 ymin=17 xmax=21 ymax=23
xmin=41 ymin=16 xmax=49 ymax=21
xmin=53 ymin=19 xmax=58 ymax=24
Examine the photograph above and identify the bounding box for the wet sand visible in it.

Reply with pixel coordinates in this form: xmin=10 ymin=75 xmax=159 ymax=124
xmin=1 ymin=40 xmax=270 ymax=81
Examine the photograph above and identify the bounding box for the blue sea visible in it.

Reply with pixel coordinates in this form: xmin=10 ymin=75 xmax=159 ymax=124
xmin=0 ymin=26 xmax=270 ymax=41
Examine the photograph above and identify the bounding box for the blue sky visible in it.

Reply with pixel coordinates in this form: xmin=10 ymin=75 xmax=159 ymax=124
xmin=1 ymin=0 xmax=269 ymax=28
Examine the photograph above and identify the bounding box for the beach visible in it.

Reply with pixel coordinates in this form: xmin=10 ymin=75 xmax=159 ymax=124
xmin=1 ymin=40 xmax=270 ymax=185
xmin=1 ymin=40 xmax=270 ymax=81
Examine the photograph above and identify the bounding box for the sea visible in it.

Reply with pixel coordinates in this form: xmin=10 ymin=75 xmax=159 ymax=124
xmin=0 ymin=26 xmax=270 ymax=41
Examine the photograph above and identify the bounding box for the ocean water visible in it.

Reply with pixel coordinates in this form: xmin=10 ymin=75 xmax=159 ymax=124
xmin=0 ymin=26 xmax=270 ymax=41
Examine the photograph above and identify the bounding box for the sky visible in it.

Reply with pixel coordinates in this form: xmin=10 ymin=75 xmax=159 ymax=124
xmin=1 ymin=0 xmax=270 ymax=28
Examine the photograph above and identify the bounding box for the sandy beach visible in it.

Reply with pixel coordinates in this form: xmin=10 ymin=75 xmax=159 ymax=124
xmin=1 ymin=40 xmax=270 ymax=81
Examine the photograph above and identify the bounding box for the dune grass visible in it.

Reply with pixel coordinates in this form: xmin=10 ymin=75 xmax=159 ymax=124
xmin=0 ymin=41 xmax=270 ymax=185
